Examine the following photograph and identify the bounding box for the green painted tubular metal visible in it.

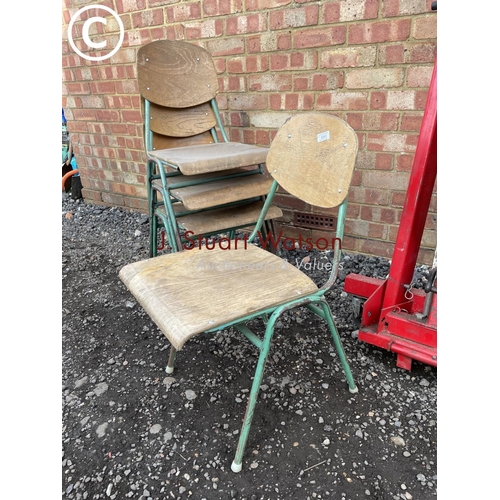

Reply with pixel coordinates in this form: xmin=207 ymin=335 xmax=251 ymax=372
xmin=234 ymin=324 xmax=263 ymax=349
xmin=231 ymin=306 xmax=283 ymax=473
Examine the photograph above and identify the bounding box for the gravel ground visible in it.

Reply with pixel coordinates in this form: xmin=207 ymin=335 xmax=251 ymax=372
xmin=62 ymin=195 xmax=437 ymax=500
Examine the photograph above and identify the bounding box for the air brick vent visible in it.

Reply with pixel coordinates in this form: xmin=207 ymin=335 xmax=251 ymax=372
xmin=293 ymin=212 xmax=336 ymax=230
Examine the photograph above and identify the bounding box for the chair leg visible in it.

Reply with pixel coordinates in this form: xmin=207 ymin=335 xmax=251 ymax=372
xmin=317 ymin=299 xmax=358 ymax=394
xmin=231 ymin=314 xmax=278 ymax=472
xmin=151 ymin=214 xmax=158 ymax=258
xmin=166 ymin=346 xmax=177 ymax=374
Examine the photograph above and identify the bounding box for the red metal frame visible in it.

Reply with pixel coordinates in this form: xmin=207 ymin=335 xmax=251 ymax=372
xmin=344 ymin=60 xmax=437 ymax=371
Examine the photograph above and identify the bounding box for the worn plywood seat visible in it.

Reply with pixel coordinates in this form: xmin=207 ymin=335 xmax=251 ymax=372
xmin=164 ymin=201 xmax=282 ymax=236
xmin=137 ymin=40 xmax=281 ymax=256
xmin=148 ymin=142 xmax=269 ymax=176
xmin=169 ymin=175 xmax=274 ymax=210
xmin=120 ymin=112 xmax=359 ymax=473
xmin=119 ymin=244 xmax=318 ymax=351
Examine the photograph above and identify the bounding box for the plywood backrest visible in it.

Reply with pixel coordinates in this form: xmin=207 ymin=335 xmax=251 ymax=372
xmin=267 ymin=113 xmax=358 ymax=208
xmin=137 ymin=40 xmax=219 ymax=108
xmin=149 ymin=101 xmax=217 ymax=137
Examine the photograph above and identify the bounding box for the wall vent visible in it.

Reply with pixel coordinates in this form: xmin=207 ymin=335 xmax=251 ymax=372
xmin=293 ymin=212 xmax=336 ymax=230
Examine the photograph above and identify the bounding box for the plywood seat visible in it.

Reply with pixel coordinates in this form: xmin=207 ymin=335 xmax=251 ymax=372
xmin=170 ymin=175 xmax=273 ymax=210
xmin=151 ymin=167 xmax=259 ymax=191
xmin=119 ymin=244 xmax=318 ymax=351
xmin=148 ymin=142 xmax=269 ymax=175
xmin=158 ymin=200 xmax=282 ymax=236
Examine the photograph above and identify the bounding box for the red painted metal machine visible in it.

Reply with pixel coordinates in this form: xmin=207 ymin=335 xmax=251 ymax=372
xmin=344 ymin=55 xmax=437 ymax=371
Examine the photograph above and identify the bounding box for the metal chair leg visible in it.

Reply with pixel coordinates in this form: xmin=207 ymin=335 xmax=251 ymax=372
xmin=318 ymin=299 xmax=358 ymax=394
xmin=166 ymin=346 xmax=177 ymax=374
xmin=231 ymin=313 xmax=279 ymax=472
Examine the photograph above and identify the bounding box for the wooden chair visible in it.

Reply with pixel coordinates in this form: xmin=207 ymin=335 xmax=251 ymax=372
xmin=120 ymin=113 xmax=359 ymax=472
xmin=137 ymin=40 xmax=282 ymax=256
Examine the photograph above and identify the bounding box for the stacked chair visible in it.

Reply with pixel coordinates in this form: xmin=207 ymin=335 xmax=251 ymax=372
xmin=137 ymin=40 xmax=282 ymax=256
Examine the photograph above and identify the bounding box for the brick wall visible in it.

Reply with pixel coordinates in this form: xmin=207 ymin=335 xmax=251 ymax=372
xmin=62 ymin=0 xmax=437 ymax=264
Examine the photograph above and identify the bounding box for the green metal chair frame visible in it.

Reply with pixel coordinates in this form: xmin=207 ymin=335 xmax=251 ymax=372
xmin=138 ymin=40 xmax=281 ymax=257
xmin=120 ymin=112 xmax=359 ymax=472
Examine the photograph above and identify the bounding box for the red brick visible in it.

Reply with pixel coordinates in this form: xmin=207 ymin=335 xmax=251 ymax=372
xmin=368 ymin=132 xmax=417 ymax=153
xmin=407 ymin=43 xmax=436 ymax=63
xmin=378 ymin=44 xmax=405 ymax=65
xmin=401 ymin=113 xmax=423 ymax=132
xmin=219 ymin=76 xmax=247 ymax=92
xmin=317 ymin=92 xmax=369 ymax=111
xmin=228 ymin=94 xmax=268 ymax=110
xmin=115 ymin=80 xmax=139 ymax=94
xmin=73 ymin=109 xmax=97 ymax=121
xmin=270 ymin=4 xmax=319 ymax=30
xmin=348 ymin=19 xmax=411 ymax=44
xmin=324 ymin=0 xmax=379 ymax=22
xmin=227 ymin=55 xmax=269 ymax=73
xmin=270 ymin=52 xmax=317 ymax=71
xmin=66 ymin=83 xmax=91 ymax=95
xmin=208 ymin=37 xmax=245 ymax=56
xmin=131 ymin=8 xmax=164 ymax=27
xmin=350 ymin=186 xmax=391 ymax=206
xmin=391 ymin=191 xmax=406 ymax=207
xmin=346 ymin=112 xmax=398 ymax=131
xmin=81 ymin=189 xmax=102 ymax=202
xmin=245 ymin=0 xmax=290 ymax=10
xmin=226 ymin=14 xmax=267 ymax=34
xmin=360 ymin=206 xmax=397 ymax=225
xmin=166 ymin=2 xmax=201 ymax=22
xmin=96 ymin=109 xmax=121 ymax=122
xmin=270 ymin=93 xmax=314 ymax=111
xmin=413 ymin=15 xmax=437 ymax=40
xmin=90 ymin=81 xmax=116 ymax=94
xmin=148 ymin=0 xmax=181 ymax=6
xmin=320 ymin=46 xmax=376 ymax=68
xmin=102 ymin=191 xmax=125 ymax=206
xmin=396 ymin=153 xmax=414 ymax=172
xmin=115 ymin=0 xmax=147 ymax=14
xmin=249 ymin=73 xmax=292 ymax=92
xmin=124 ymin=196 xmax=148 ymax=212
xmin=406 ymin=65 xmax=433 ymax=87
xmin=345 ymin=219 xmax=387 ymax=240
xmin=293 ymin=26 xmax=346 ymax=48
xmin=247 ymin=32 xmax=291 ymax=52
xmin=322 ymin=1 xmax=340 ymax=23
xmin=357 ymin=239 xmax=395 ymax=260
xmin=185 ymin=19 xmax=224 ymax=39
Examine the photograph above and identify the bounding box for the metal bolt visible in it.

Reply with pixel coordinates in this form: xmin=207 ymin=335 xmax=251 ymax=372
xmin=273 ymin=169 xmax=277 ymax=173
xmin=208 ymin=320 xmax=215 ymax=324
xmin=338 ymin=189 xmax=342 ymax=193
xmin=146 ymin=58 xmax=149 ymax=62
xmin=197 ymin=57 xmax=200 ymax=61
xmin=343 ymin=143 xmax=347 ymax=147
xmin=288 ymin=134 xmax=292 ymax=138
xmin=207 ymin=84 xmax=211 ymax=87
xmin=147 ymin=87 xmax=150 ymax=90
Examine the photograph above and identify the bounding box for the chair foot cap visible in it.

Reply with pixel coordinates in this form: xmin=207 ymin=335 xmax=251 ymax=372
xmin=231 ymin=461 xmax=242 ymax=473
xmin=349 ymin=385 xmax=359 ymax=394
xmin=165 ymin=366 xmax=174 ymax=374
